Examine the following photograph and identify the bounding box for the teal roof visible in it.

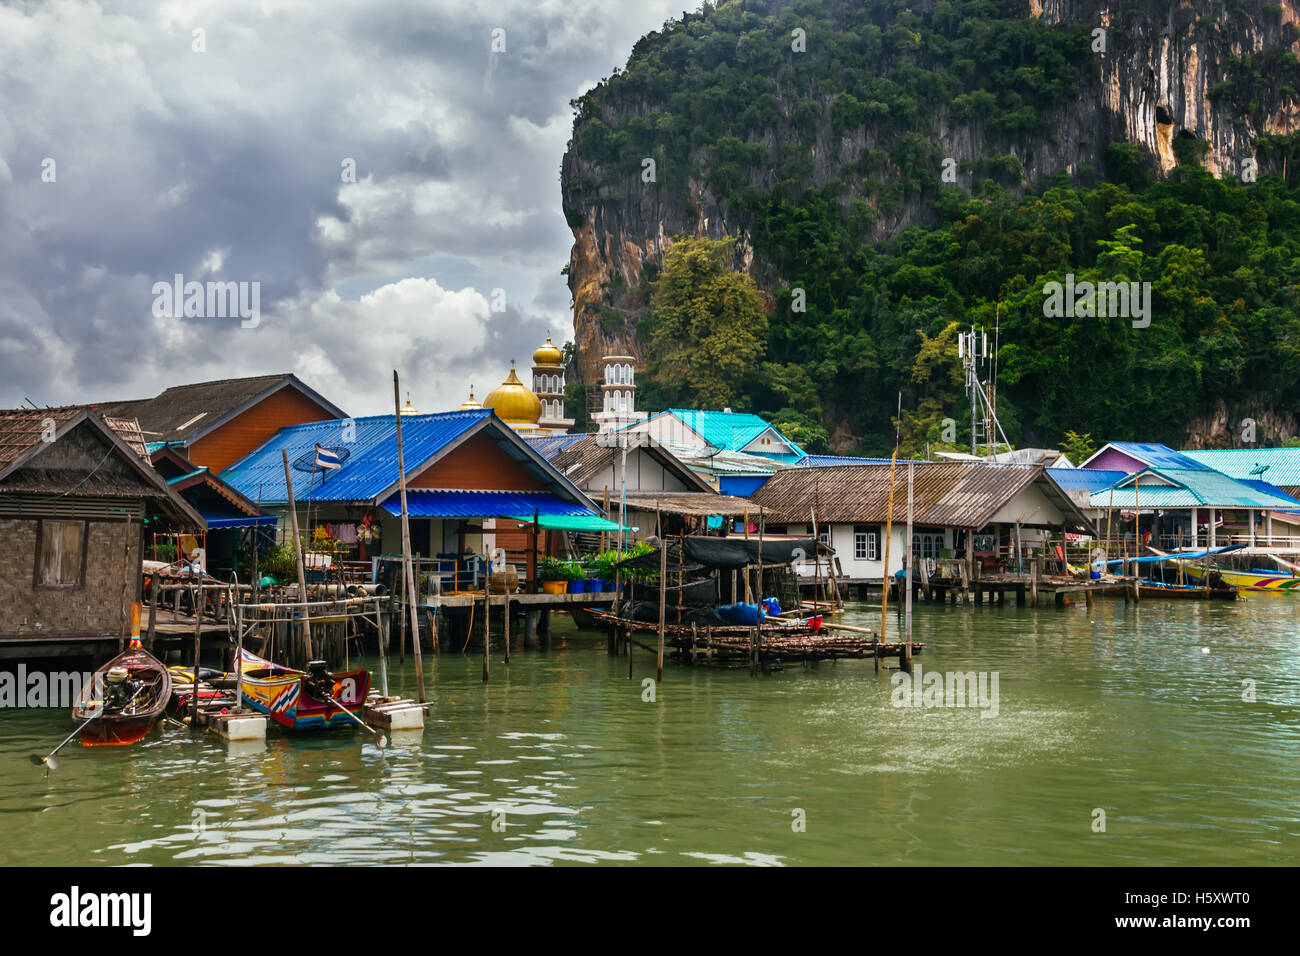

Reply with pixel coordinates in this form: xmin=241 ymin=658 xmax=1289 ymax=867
xmin=1181 ymin=448 xmax=1300 ymax=488
xmin=1089 ymin=467 xmax=1300 ymax=510
xmin=661 ymin=409 xmax=804 ymax=459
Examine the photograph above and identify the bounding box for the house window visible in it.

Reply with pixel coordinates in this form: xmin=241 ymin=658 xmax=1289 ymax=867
xmin=912 ymin=533 xmax=944 ymax=560
xmin=35 ymin=520 xmax=87 ymax=588
xmin=854 ymin=525 xmax=878 ymax=561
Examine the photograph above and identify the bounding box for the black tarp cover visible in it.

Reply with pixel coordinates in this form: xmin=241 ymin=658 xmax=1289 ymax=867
xmin=683 ymin=536 xmax=820 ymax=570
xmin=614 ymin=536 xmax=822 ymax=572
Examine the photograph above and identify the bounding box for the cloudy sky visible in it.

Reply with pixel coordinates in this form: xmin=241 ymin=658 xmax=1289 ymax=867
xmin=0 ymin=0 xmax=684 ymax=416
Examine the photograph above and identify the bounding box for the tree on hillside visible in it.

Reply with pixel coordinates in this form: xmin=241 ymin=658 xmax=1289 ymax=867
xmin=644 ymin=236 xmax=768 ymax=408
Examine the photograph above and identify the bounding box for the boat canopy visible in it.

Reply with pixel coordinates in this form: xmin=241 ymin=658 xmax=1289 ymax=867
xmin=1105 ymin=545 xmax=1244 ymax=566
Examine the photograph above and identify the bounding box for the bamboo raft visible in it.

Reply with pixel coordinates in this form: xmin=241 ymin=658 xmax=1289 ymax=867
xmin=588 ymin=609 xmax=922 ymax=664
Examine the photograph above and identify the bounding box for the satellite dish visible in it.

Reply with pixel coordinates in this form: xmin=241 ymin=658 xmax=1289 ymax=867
xmin=292 ymin=446 xmax=351 ymax=473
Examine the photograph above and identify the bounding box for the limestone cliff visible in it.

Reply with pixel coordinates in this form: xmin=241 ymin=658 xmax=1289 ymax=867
xmin=561 ymin=0 xmax=1300 ymax=429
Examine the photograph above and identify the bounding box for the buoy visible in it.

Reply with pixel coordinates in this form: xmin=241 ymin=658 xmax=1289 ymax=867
xmin=1202 ymin=647 xmax=1210 ymax=654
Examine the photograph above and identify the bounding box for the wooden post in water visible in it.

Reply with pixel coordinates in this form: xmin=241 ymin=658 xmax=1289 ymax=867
xmin=393 ymin=371 xmax=426 ymax=702
xmin=146 ymin=572 xmax=158 ymax=650
xmin=657 ymin=518 xmax=666 ymax=684
xmin=190 ymin=575 xmax=204 ymax=724
xmin=482 ymin=593 xmax=490 ymax=683
xmin=281 ymin=448 xmax=312 ymax=661
xmin=878 ymin=450 xmax=899 ymax=674
xmin=502 ymin=591 xmax=510 ymax=664
xmin=904 ymin=459 xmax=913 ymax=669
xmin=811 ymin=506 xmax=820 ymax=611
xmin=377 ymin=599 xmax=390 ymax=697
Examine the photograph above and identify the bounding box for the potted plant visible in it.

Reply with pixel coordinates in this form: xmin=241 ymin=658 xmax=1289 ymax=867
xmin=565 ymin=561 xmax=586 ymax=592
xmin=538 ymin=556 xmax=571 ymax=594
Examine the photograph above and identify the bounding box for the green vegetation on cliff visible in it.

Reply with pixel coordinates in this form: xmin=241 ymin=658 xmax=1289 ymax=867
xmin=566 ymin=0 xmax=1300 ymax=454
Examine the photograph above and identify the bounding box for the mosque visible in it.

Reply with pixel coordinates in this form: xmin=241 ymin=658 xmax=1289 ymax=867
xmin=458 ymin=336 xmax=575 ymax=436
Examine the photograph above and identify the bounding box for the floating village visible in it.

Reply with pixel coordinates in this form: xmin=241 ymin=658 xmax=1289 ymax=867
xmin=2 ymin=331 xmax=1298 ymax=768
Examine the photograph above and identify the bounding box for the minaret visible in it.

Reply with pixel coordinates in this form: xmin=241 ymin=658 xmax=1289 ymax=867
xmin=591 ymin=354 xmax=648 ymax=433
xmin=531 ymin=335 xmax=574 ymax=434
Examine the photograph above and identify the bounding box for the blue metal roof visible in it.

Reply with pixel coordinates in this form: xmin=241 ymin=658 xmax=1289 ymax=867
xmin=525 ymin=434 xmax=586 ymax=460
xmin=663 ymin=409 xmax=805 ymax=459
xmin=1099 ymin=442 xmax=1212 ymax=470
xmin=1046 ymin=467 xmax=1127 ymax=492
xmin=380 ymin=490 xmax=597 ymax=519
xmin=1181 ymin=448 xmax=1300 ymax=488
xmin=1088 ymin=467 xmax=1300 ymax=509
xmin=220 ymin=410 xmax=493 ymax=504
xmin=1238 ymin=478 xmax=1300 ymax=506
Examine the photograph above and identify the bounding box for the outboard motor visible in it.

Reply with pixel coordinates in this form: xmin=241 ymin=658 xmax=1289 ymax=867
xmin=304 ymin=660 xmax=335 ymax=702
xmin=104 ymin=666 xmax=141 ymax=711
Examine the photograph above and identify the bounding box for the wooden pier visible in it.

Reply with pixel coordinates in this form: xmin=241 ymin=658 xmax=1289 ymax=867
xmin=587 ymin=609 xmax=922 ymax=668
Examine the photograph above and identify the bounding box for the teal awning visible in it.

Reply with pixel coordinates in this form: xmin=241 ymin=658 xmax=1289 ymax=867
xmin=505 ymin=514 xmax=635 ymax=532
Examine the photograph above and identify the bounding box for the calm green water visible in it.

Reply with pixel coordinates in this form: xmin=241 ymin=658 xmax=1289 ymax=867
xmin=2 ymin=596 xmax=1298 ymax=866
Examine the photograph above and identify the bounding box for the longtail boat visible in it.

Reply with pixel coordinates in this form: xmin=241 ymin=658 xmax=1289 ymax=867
xmin=1182 ymin=565 xmax=1300 ymax=592
xmin=237 ymin=649 xmax=371 ymax=731
xmin=72 ymin=641 xmax=171 ymax=747
xmin=1137 ymin=579 xmax=1238 ymax=600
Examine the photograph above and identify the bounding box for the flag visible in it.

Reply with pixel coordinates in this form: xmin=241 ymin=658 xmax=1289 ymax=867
xmin=315 ymin=444 xmax=342 ymax=470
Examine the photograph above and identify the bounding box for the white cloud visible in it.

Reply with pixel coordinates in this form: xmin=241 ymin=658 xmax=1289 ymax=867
xmin=0 ymin=0 xmax=686 ymax=415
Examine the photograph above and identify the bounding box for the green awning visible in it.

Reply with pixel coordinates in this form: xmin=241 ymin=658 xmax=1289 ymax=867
xmin=505 ymin=514 xmax=636 ymax=532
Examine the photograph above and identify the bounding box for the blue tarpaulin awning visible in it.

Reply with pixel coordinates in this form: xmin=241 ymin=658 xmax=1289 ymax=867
xmin=380 ymin=489 xmax=598 ymax=520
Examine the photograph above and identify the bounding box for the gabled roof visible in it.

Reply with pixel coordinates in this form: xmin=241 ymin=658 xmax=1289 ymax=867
xmin=94 ymin=373 xmax=347 ymax=445
xmin=1088 ymin=467 xmax=1300 ymax=510
xmin=639 ymin=409 xmax=805 ymax=458
xmin=652 ymin=438 xmax=796 ymax=477
xmin=151 ymin=446 xmax=267 ymax=518
xmin=527 ymin=433 xmax=714 ymax=493
xmin=1181 ymin=448 xmax=1300 ymax=489
xmin=0 ymin=407 xmax=205 ymax=526
xmin=1081 ymin=441 xmax=1210 ymax=471
xmin=220 ymin=409 xmax=597 ymax=512
xmin=751 ymin=461 xmax=1090 ymax=530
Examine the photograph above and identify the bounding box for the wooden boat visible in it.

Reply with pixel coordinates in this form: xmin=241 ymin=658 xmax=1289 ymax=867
xmin=1137 ymin=579 xmax=1238 ymax=600
xmin=237 ymin=649 xmax=371 ymax=731
xmin=72 ymin=642 xmax=171 ymax=747
xmin=1182 ymin=566 xmax=1300 ymax=592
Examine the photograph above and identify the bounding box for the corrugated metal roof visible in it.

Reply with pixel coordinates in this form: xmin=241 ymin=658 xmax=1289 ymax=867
xmin=664 ymin=409 xmax=804 ymax=458
xmin=1182 ymin=448 xmax=1300 ymax=489
xmin=94 ymin=373 xmax=347 ymax=443
xmin=1088 ymin=467 xmax=1300 ymax=509
xmin=1093 ymin=441 xmax=1211 ymax=470
xmin=380 ymin=489 xmax=596 ymax=518
xmin=751 ymin=461 xmax=1086 ymax=529
xmin=220 ymin=410 xmax=493 ymax=503
xmin=801 ymin=455 xmax=897 ymax=467
xmin=533 ymin=433 xmax=713 ymax=492
xmin=1046 ymin=467 xmax=1126 ymax=492
xmin=1239 ymin=479 xmax=1300 ymax=505
xmin=525 ymin=434 xmax=586 ymax=459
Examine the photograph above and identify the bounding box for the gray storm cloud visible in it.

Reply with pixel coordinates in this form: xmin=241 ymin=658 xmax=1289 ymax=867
xmin=0 ymin=0 xmax=683 ymax=416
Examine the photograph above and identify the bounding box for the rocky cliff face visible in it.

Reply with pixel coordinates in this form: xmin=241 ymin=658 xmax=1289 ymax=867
xmin=562 ymin=0 xmax=1300 ymax=420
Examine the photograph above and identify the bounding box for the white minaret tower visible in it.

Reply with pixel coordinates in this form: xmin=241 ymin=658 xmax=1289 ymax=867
xmin=591 ymin=354 xmax=648 ymax=433
xmin=531 ymin=335 xmax=574 ymax=434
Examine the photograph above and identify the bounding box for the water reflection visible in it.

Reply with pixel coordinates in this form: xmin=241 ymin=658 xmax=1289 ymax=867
xmin=1 ymin=597 xmax=1298 ymax=865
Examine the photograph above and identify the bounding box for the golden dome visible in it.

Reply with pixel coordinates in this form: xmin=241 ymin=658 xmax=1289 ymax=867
xmin=399 ymin=393 xmax=418 ymax=415
xmin=532 ymin=336 xmax=564 ymax=367
xmin=483 ymin=364 xmax=541 ymax=425
xmin=459 ymin=386 xmax=482 ymax=410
